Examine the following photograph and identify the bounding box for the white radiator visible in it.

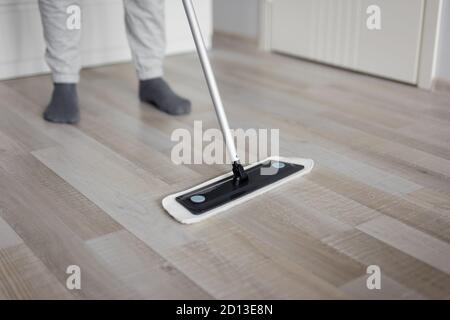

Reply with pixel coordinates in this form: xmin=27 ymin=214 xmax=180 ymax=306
xmin=271 ymin=0 xmax=425 ymax=84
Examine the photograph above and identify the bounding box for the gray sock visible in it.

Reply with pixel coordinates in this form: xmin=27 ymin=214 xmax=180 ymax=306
xmin=139 ymin=78 xmax=191 ymax=115
xmin=44 ymin=83 xmax=80 ymax=124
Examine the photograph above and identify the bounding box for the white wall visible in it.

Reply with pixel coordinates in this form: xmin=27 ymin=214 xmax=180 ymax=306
xmin=213 ymin=0 xmax=259 ymax=40
xmin=0 ymin=0 xmax=212 ymax=80
xmin=435 ymin=0 xmax=450 ymax=82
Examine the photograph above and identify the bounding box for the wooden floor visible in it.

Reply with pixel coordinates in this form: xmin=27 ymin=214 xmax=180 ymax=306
xmin=1 ymin=35 xmax=450 ymax=299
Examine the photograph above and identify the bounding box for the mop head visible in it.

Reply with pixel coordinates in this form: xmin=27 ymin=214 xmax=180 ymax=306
xmin=162 ymin=156 xmax=314 ymax=224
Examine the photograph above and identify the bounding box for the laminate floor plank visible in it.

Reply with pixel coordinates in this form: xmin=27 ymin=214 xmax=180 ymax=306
xmin=0 ymin=244 xmax=73 ymax=299
xmin=86 ymin=230 xmax=211 ymax=299
xmin=0 ymin=166 xmax=136 ymax=299
xmin=357 ymin=215 xmax=450 ymax=275
xmin=323 ymin=230 xmax=450 ymax=299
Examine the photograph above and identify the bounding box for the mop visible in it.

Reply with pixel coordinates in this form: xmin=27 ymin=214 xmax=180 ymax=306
xmin=162 ymin=0 xmax=314 ymax=224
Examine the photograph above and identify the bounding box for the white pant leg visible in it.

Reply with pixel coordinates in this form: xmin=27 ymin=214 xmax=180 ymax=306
xmin=38 ymin=0 xmax=82 ymax=83
xmin=123 ymin=0 xmax=166 ymax=80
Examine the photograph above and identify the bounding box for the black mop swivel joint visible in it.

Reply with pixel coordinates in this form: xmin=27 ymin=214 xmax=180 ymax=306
xmin=232 ymin=161 xmax=249 ymax=185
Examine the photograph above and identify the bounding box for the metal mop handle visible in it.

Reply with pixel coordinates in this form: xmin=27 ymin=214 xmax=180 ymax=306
xmin=182 ymin=0 xmax=240 ymax=164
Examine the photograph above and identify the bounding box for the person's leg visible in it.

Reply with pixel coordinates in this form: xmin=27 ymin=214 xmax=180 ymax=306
xmin=38 ymin=0 xmax=81 ymax=124
xmin=123 ymin=0 xmax=191 ymax=115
